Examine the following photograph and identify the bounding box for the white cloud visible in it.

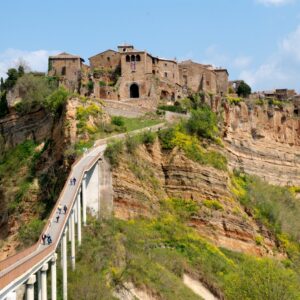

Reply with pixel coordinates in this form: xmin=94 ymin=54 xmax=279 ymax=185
xmin=281 ymin=25 xmax=300 ymax=61
xmin=0 ymin=49 xmax=60 ymax=79
xmin=233 ymin=56 xmax=252 ymax=69
xmin=238 ymin=25 xmax=300 ymax=91
xmin=256 ymin=0 xmax=294 ymax=6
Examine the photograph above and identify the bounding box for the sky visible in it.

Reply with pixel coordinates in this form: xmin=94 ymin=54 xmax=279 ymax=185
xmin=1 ymin=0 xmax=300 ymax=92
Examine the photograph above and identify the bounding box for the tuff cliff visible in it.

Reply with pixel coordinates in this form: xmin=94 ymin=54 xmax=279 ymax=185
xmin=112 ymin=139 xmax=282 ymax=257
xmin=223 ymin=101 xmax=300 ymax=186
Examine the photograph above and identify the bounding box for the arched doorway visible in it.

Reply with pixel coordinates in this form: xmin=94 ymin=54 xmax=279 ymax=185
xmin=130 ymin=83 xmax=139 ymax=98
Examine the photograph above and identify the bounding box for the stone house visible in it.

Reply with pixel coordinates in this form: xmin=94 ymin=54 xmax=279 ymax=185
xmin=48 ymin=52 xmax=85 ymax=93
xmin=178 ymin=60 xmax=217 ymax=95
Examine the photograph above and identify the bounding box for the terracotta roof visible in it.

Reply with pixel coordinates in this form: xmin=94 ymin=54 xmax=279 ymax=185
xmin=49 ymin=52 xmax=84 ymax=62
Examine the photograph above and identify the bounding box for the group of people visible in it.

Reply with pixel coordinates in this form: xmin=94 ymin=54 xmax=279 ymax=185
xmin=58 ymin=204 xmax=67 ymax=215
xmin=41 ymin=234 xmax=52 ymax=245
xmin=70 ymin=177 xmax=77 ymax=186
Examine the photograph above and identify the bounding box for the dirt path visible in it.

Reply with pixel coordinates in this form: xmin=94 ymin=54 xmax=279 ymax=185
xmin=183 ymin=274 xmax=219 ymax=300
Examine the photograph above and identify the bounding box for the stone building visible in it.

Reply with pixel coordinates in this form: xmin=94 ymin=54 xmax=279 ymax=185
xmin=214 ymin=69 xmax=229 ymax=96
xmin=178 ymin=60 xmax=217 ymax=95
xmin=48 ymin=52 xmax=85 ymax=92
xmin=49 ymin=45 xmax=229 ymax=103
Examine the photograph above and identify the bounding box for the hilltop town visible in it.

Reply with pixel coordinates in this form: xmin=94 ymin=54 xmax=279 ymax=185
xmin=48 ymin=44 xmax=229 ymax=103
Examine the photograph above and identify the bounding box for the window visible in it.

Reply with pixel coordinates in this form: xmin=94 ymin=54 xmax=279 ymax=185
xmin=165 ymin=63 xmax=167 ymax=67
xmin=131 ymin=55 xmax=136 ymax=62
xmin=136 ymin=54 xmax=141 ymax=62
xmin=206 ymin=81 xmax=210 ymax=86
xmin=126 ymin=55 xmax=130 ymax=62
xmin=107 ymin=57 xmax=110 ymax=62
xmin=123 ymin=48 xmax=126 ymax=52
xmin=152 ymin=70 xmax=155 ymax=74
xmin=164 ymin=72 xmax=168 ymax=78
xmin=61 ymin=66 xmax=66 ymax=76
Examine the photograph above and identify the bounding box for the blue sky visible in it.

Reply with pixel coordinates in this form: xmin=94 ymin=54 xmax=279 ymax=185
xmin=1 ymin=0 xmax=300 ymax=91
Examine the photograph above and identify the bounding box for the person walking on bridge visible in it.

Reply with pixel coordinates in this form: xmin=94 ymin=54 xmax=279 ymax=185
xmin=58 ymin=203 xmax=62 ymax=214
xmin=63 ymin=204 xmax=67 ymax=214
xmin=41 ymin=234 xmax=47 ymax=245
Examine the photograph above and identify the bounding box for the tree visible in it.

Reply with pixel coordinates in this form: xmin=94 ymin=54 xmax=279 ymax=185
xmin=237 ymin=81 xmax=251 ymax=98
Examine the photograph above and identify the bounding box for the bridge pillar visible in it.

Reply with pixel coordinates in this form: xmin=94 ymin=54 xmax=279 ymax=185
xmin=26 ymin=274 xmax=36 ymax=300
xmin=77 ymin=193 xmax=82 ymax=245
xmin=62 ymin=230 xmax=68 ymax=300
xmin=74 ymin=198 xmax=78 ymax=224
xmin=41 ymin=263 xmax=48 ymax=300
xmin=71 ymin=209 xmax=76 ymax=270
xmin=68 ymin=219 xmax=72 ymax=242
xmin=51 ymin=253 xmax=57 ymax=300
xmin=82 ymin=174 xmax=87 ymax=226
xmin=37 ymin=270 xmax=42 ymax=300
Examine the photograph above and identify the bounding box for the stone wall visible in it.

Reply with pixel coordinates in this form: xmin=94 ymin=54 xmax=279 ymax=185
xmin=89 ymin=50 xmax=121 ymax=71
xmin=179 ymin=61 xmax=217 ymax=94
xmin=215 ymin=69 xmax=228 ymax=96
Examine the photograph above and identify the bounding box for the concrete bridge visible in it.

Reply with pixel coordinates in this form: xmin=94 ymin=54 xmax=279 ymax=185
xmin=0 ymin=124 xmax=164 ymax=300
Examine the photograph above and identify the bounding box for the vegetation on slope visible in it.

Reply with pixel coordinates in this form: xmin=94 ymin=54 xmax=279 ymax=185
xmin=232 ymin=171 xmax=300 ymax=272
xmin=105 ymin=104 xmax=227 ymax=171
xmin=63 ymin=198 xmax=300 ymax=300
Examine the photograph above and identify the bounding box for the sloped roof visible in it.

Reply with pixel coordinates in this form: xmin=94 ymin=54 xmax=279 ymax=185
xmin=49 ymin=52 xmax=84 ymax=62
xmin=89 ymin=49 xmax=119 ymax=59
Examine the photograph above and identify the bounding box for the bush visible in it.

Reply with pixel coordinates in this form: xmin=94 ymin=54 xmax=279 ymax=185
xmin=186 ymin=106 xmax=218 ymax=140
xmin=203 ymin=199 xmax=224 ymax=210
xmin=125 ymin=135 xmax=140 ymax=154
xmin=19 ymin=218 xmax=45 ymax=247
xmin=224 ymin=258 xmax=300 ymax=300
xmin=111 ymin=116 xmax=125 ymax=127
xmin=141 ymin=131 xmax=156 ymax=145
xmin=44 ymin=87 xmax=69 ymax=116
xmin=227 ymin=96 xmax=242 ymax=105
xmin=13 ymin=74 xmax=56 ymax=114
xmin=104 ymin=140 xmax=124 ymax=168
xmin=232 ymin=173 xmax=300 ymax=241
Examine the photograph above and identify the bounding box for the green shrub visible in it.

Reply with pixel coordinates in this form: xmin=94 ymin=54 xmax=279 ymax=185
xmin=158 ymin=127 xmax=176 ymax=149
xmin=255 ymin=99 xmax=264 ymax=106
xmin=87 ymin=80 xmax=94 ymax=94
xmin=231 ymin=172 xmax=300 ymax=241
xmin=125 ymin=134 xmax=140 ymax=154
xmin=19 ymin=218 xmax=45 ymax=247
xmin=141 ymin=131 xmax=156 ymax=145
xmin=99 ymin=81 xmax=106 ymax=87
xmin=104 ymin=140 xmax=124 ymax=168
xmin=111 ymin=116 xmax=125 ymax=127
xmin=203 ymin=199 xmax=224 ymax=210
xmin=186 ymin=106 xmax=218 ymax=140
xmin=224 ymin=258 xmax=300 ymax=300
xmin=227 ymin=96 xmax=242 ymax=105
xmin=44 ymin=87 xmax=69 ymax=116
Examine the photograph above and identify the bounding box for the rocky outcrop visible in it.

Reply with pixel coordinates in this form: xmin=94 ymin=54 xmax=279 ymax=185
xmin=223 ymin=102 xmax=300 ymax=186
xmin=0 ymin=108 xmax=53 ymax=151
xmin=112 ymin=139 xmax=282 ymax=257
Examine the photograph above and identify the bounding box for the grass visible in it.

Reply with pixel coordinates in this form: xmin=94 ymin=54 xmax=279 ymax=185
xmin=74 ymin=113 xmax=162 ymax=155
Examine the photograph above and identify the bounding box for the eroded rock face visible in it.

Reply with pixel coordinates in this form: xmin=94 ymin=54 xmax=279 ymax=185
xmin=112 ymin=140 xmax=283 ymax=257
xmin=223 ymin=102 xmax=300 ymax=186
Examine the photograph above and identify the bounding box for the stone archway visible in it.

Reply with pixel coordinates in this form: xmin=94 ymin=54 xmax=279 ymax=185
xmin=130 ymin=83 xmax=139 ymax=98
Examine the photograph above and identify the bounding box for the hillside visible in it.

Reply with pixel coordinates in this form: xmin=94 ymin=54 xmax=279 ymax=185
xmin=1 ymin=82 xmax=300 ymax=299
